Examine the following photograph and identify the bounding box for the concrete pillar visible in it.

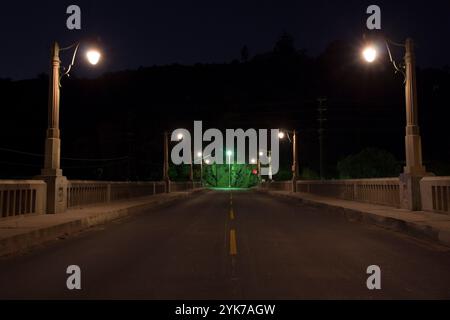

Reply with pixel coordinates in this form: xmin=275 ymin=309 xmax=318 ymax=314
xmin=163 ymin=131 xmax=171 ymax=193
xmin=39 ymin=42 xmax=68 ymax=214
xmin=403 ymin=38 xmax=426 ymax=177
xmin=106 ymin=184 xmax=111 ymax=203
xmin=291 ymin=130 xmax=298 ymax=192
xmin=399 ymin=38 xmax=428 ymax=211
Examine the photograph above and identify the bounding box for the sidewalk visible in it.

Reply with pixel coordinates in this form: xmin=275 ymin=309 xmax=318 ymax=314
xmin=259 ymin=189 xmax=450 ymax=247
xmin=0 ymin=190 xmax=204 ymax=257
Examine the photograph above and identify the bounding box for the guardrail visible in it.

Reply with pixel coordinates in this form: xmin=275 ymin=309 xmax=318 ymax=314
xmin=0 ymin=180 xmax=47 ymax=217
xmin=260 ymin=181 xmax=292 ymax=191
xmin=67 ymin=180 xmax=202 ymax=209
xmin=420 ymin=177 xmax=450 ymax=214
xmin=67 ymin=181 xmax=168 ymax=208
xmin=261 ymin=178 xmax=401 ymax=208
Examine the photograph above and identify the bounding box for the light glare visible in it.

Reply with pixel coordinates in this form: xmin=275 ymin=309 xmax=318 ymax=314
xmin=86 ymin=50 xmax=101 ymax=65
xmin=362 ymin=46 xmax=377 ymax=63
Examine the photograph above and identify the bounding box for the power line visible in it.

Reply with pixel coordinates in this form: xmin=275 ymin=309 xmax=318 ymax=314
xmin=0 ymin=147 xmax=128 ymax=162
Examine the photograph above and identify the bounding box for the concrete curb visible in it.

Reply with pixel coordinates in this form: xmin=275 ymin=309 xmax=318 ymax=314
xmin=0 ymin=190 xmax=205 ymax=257
xmin=258 ymin=189 xmax=450 ymax=248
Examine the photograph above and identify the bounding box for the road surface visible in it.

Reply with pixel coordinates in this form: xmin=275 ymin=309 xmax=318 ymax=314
xmin=0 ymin=190 xmax=449 ymax=299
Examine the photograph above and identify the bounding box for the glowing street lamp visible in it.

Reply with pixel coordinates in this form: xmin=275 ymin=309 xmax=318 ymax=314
xmin=86 ymin=49 xmax=101 ymax=65
xmin=226 ymin=150 xmax=233 ymax=188
xmin=197 ymin=151 xmax=203 ymax=185
xmin=279 ymin=129 xmax=299 ymax=192
xmin=362 ymin=46 xmax=377 ymax=63
xmin=362 ymin=36 xmax=427 ymax=210
xmin=41 ymin=41 xmax=101 ymax=214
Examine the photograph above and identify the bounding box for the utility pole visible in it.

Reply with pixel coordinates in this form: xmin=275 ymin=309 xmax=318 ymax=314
xmin=317 ymin=97 xmax=327 ymax=180
xmin=292 ymin=130 xmax=298 ymax=192
xmin=163 ymin=131 xmax=170 ymax=193
xmin=268 ymin=150 xmax=273 ymax=181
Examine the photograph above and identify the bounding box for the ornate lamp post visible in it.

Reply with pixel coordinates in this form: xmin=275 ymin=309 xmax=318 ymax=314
xmin=279 ymin=129 xmax=299 ymax=192
xmin=362 ymin=37 xmax=428 ymax=210
xmin=41 ymin=42 xmax=101 ymax=214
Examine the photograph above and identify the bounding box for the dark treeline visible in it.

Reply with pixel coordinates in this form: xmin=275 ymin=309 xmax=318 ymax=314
xmin=1 ymin=33 xmax=449 ymax=180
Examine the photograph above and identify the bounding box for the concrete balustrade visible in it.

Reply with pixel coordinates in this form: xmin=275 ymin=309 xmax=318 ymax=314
xmin=170 ymin=181 xmax=202 ymax=192
xmin=67 ymin=181 xmax=110 ymax=208
xmin=67 ymin=181 xmax=168 ymax=208
xmin=420 ymin=177 xmax=450 ymax=214
xmin=0 ymin=180 xmax=47 ymax=217
xmin=0 ymin=178 xmax=201 ymax=216
xmin=67 ymin=180 xmax=201 ymax=209
xmin=261 ymin=178 xmax=401 ymax=208
xmin=260 ymin=181 xmax=292 ymax=192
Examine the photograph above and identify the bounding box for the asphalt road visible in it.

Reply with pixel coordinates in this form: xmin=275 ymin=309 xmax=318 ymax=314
xmin=0 ymin=190 xmax=449 ymax=299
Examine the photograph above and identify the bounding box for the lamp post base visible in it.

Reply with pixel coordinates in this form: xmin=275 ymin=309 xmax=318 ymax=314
xmin=36 ymin=172 xmax=68 ymax=214
xmin=164 ymin=178 xmax=171 ymax=193
xmin=399 ymin=170 xmax=433 ymax=211
xmin=291 ymin=178 xmax=297 ymax=193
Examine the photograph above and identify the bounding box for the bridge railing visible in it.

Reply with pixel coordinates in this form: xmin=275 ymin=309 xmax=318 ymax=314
xmin=297 ymin=179 xmax=401 ymax=208
xmin=0 ymin=179 xmax=202 ymax=216
xmin=260 ymin=181 xmax=292 ymax=191
xmin=261 ymin=178 xmax=401 ymax=208
xmin=420 ymin=177 xmax=450 ymax=214
xmin=0 ymin=180 xmax=47 ymax=217
xmin=67 ymin=180 xmax=202 ymax=209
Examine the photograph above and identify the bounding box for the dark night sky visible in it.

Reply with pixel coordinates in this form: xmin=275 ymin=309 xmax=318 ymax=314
xmin=1 ymin=0 xmax=449 ymax=80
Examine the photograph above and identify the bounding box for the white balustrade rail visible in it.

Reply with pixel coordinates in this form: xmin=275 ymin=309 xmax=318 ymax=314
xmin=67 ymin=180 xmax=202 ymax=208
xmin=67 ymin=181 xmax=168 ymax=208
xmin=0 ymin=180 xmax=47 ymax=217
xmin=420 ymin=177 xmax=450 ymax=214
xmin=261 ymin=178 xmax=401 ymax=208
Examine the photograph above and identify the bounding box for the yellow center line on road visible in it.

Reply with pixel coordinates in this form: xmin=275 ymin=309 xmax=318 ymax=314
xmin=230 ymin=208 xmax=235 ymax=220
xmin=229 ymin=229 xmax=237 ymax=256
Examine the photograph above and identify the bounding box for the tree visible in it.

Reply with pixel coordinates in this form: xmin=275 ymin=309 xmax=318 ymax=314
xmin=240 ymin=45 xmax=249 ymax=62
xmin=273 ymin=31 xmax=295 ymax=56
xmin=337 ymin=148 xmax=401 ymax=179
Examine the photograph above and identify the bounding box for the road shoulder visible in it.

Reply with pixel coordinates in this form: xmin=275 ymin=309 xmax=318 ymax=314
xmin=0 ymin=189 xmax=205 ymax=257
xmin=258 ymin=189 xmax=450 ymax=248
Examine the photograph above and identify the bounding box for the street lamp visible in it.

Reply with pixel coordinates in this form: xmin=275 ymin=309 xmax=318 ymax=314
xmin=163 ymin=131 xmax=170 ymax=192
xmin=197 ymin=151 xmax=203 ymax=186
xmin=41 ymin=41 xmax=101 ymax=214
xmin=173 ymin=132 xmax=193 ymax=183
xmin=279 ymin=129 xmax=299 ymax=192
xmin=226 ymin=150 xmax=233 ymax=188
xmin=257 ymin=151 xmax=264 ymax=182
xmin=362 ymin=36 xmax=427 ymax=210
xmin=362 ymin=46 xmax=377 ymax=63
xmin=86 ymin=50 xmax=101 ymax=65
